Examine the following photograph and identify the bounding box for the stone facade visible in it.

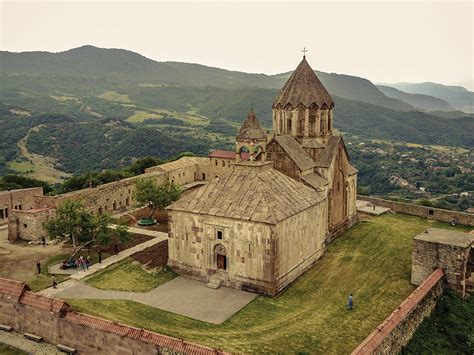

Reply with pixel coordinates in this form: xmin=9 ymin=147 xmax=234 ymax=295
xmin=8 ymin=207 xmax=55 ymax=241
xmin=0 ymin=187 xmax=43 ymax=226
xmin=411 ymin=228 xmax=474 ymax=298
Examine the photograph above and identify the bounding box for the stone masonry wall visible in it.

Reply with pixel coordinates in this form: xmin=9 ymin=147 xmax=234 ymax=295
xmin=8 ymin=208 xmax=55 ymax=241
xmin=0 ymin=278 xmax=222 ymax=355
xmin=352 ymin=269 xmax=444 ymax=355
xmin=0 ymin=187 xmax=43 ymax=226
xmin=274 ymin=202 xmax=327 ymax=294
xmin=168 ymin=210 xmax=276 ymax=294
xmin=412 ymin=238 xmax=472 ymax=298
xmin=358 ymin=195 xmax=474 ymax=226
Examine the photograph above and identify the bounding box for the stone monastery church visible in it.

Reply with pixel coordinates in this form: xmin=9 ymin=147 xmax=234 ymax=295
xmin=167 ymin=56 xmax=358 ymax=295
xmin=2 ymin=56 xmax=358 ymax=296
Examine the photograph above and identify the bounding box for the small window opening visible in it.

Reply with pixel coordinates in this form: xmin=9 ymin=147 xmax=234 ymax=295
xmin=216 ymin=230 xmax=223 ymax=240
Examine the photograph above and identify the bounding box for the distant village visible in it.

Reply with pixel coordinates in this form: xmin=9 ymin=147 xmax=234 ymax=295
xmin=346 ymin=137 xmax=474 ymax=213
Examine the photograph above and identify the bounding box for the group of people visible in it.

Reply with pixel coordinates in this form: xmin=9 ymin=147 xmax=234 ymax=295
xmin=60 ymin=254 xmax=93 ymax=271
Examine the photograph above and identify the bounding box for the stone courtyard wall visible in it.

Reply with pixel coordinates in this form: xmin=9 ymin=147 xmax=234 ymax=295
xmin=358 ymin=195 xmax=474 ymax=226
xmin=352 ymin=269 xmax=444 ymax=355
xmin=34 ymin=172 xmax=167 ymax=214
xmin=0 ymin=278 xmax=222 ymax=355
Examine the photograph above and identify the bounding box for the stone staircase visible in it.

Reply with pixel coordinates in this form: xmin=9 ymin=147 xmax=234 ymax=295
xmin=206 ymin=272 xmax=224 ymax=289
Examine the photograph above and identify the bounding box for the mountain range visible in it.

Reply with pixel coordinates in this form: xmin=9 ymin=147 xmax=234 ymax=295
xmin=0 ymin=45 xmax=473 ymax=176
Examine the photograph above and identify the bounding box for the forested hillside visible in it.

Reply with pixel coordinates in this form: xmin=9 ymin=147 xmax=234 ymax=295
xmin=1 ymin=45 xmax=473 ymax=177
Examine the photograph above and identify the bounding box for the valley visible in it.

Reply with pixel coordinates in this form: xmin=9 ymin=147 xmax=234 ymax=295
xmin=1 ymin=45 xmax=473 ymax=211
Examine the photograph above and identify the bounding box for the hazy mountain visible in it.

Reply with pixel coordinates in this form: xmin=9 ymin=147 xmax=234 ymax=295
xmin=1 ymin=45 xmax=412 ymax=112
xmin=377 ymin=85 xmax=454 ymax=112
xmin=381 ymin=82 xmax=474 ymax=113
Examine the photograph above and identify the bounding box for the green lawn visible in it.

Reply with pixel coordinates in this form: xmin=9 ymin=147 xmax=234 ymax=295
xmin=85 ymin=258 xmax=176 ymax=292
xmin=28 ymin=251 xmax=110 ymax=292
xmin=0 ymin=344 xmax=27 ymax=355
xmin=28 ymin=253 xmax=71 ymax=292
xmin=66 ymin=214 xmax=472 ymax=353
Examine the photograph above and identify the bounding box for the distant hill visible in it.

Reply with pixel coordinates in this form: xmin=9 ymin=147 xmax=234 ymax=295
xmin=376 ymin=85 xmax=454 ymax=112
xmin=1 ymin=45 xmax=473 ymax=175
xmin=381 ymin=82 xmax=474 ymax=113
xmin=1 ymin=45 xmax=413 ymax=112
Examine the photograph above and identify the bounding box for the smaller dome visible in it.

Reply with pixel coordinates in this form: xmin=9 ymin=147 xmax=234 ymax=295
xmin=236 ymin=109 xmax=267 ymax=141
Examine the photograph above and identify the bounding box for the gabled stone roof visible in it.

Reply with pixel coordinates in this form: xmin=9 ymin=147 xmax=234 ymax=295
xmin=167 ymin=161 xmax=325 ymax=224
xmin=273 ymin=57 xmax=334 ymax=109
xmin=302 ymin=173 xmax=328 ymax=190
xmin=236 ymin=109 xmax=267 ymax=141
xmin=273 ymin=135 xmax=316 ymax=171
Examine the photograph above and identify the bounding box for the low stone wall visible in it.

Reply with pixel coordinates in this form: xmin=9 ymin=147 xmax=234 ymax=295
xmin=358 ymin=195 xmax=474 ymax=226
xmin=0 ymin=277 xmax=223 ymax=354
xmin=352 ymin=269 xmax=444 ymax=355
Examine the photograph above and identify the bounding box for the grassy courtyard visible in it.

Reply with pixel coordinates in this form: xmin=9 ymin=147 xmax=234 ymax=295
xmin=85 ymin=258 xmax=176 ymax=292
xmin=66 ymin=214 xmax=471 ymax=353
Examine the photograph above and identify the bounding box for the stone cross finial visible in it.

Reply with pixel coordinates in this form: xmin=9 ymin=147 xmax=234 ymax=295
xmin=302 ymin=47 xmax=308 ymax=57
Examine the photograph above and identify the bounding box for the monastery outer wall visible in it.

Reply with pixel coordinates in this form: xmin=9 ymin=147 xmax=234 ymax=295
xmin=412 ymin=237 xmax=473 ymax=298
xmin=0 ymin=278 xmax=221 ymax=355
xmin=352 ymin=269 xmax=444 ymax=355
xmin=275 ymin=201 xmax=327 ymax=294
xmin=358 ymin=195 xmax=474 ymax=226
xmin=168 ymin=210 xmax=277 ymax=294
xmin=34 ymin=172 xmax=167 ymax=214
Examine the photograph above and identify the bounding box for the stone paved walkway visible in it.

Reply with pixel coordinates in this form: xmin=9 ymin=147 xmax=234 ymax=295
xmin=0 ymin=330 xmax=62 ymax=354
xmin=43 ymin=277 xmax=257 ymax=324
xmin=38 ymin=235 xmax=166 ymax=297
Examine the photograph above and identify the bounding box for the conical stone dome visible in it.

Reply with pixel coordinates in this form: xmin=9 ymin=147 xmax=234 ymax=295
xmin=236 ymin=109 xmax=267 ymax=141
xmin=273 ymin=57 xmax=334 ymax=109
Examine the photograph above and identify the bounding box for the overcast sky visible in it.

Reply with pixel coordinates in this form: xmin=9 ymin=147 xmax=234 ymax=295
xmin=1 ymin=0 xmax=473 ymax=88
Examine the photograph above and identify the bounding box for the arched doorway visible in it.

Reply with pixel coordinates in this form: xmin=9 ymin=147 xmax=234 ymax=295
xmin=215 ymin=244 xmax=227 ymax=270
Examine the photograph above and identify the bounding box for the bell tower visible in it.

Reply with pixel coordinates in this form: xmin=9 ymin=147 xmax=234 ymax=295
xmin=235 ymin=109 xmax=267 ymax=161
xmin=272 ymin=54 xmax=334 ymax=143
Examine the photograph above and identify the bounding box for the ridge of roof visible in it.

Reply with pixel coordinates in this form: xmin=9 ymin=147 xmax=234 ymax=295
xmin=167 ymin=164 xmax=324 ymax=224
xmin=273 ymin=135 xmax=316 ymax=171
xmin=236 ymin=109 xmax=267 ymax=141
xmin=273 ymin=57 xmax=334 ymax=109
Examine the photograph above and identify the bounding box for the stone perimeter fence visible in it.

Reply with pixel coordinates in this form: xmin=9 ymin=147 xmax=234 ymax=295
xmin=352 ymin=269 xmax=444 ymax=355
xmin=358 ymin=195 xmax=474 ymax=227
xmin=0 ymin=278 xmax=224 ymax=355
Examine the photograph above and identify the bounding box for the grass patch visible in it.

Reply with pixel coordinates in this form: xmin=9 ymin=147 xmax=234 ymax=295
xmin=126 ymin=110 xmax=163 ymax=123
xmin=85 ymin=258 xmax=176 ymax=292
xmin=0 ymin=343 xmax=27 ymax=355
xmin=66 ymin=214 xmax=470 ymax=353
xmin=97 ymin=90 xmax=131 ymax=103
xmin=28 ymin=253 xmax=70 ymax=292
xmin=8 ymin=160 xmax=35 ymax=173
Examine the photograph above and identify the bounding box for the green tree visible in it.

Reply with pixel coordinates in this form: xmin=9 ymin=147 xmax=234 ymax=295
xmin=43 ymin=200 xmax=95 ymax=248
xmin=133 ymin=178 xmax=181 ymax=218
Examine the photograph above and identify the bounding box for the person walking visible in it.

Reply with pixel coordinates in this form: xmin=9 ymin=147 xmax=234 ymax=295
xmin=98 ymin=250 xmax=102 ymax=263
xmin=41 ymin=236 xmax=46 ymax=247
xmin=347 ymin=293 xmax=354 ymax=310
xmin=85 ymin=256 xmax=90 ymax=270
xmin=114 ymin=243 xmax=119 ymax=255
xmin=52 ymin=275 xmax=57 ymax=289
xmin=36 ymin=260 xmax=41 ymax=274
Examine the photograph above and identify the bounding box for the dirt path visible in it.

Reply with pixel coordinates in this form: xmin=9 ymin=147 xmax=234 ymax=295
xmin=16 ymin=125 xmax=71 ymax=184
xmin=0 ymin=230 xmax=73 ymax=284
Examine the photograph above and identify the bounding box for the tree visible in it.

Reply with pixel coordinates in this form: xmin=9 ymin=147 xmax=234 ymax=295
xmin=133 ymin=178 xmax=181 ymax=218
xmin=43 ymin=200 xmax=95 ymax=248
xmin=44 ymin=200 xmax=132 ymax=250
